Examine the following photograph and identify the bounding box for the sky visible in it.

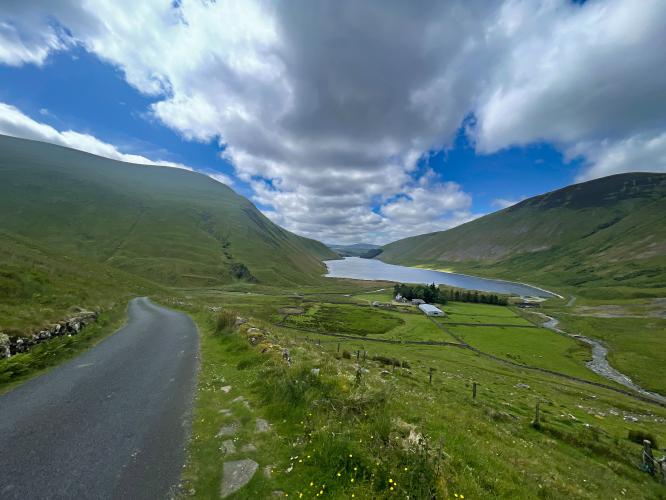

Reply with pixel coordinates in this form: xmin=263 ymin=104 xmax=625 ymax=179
xmin=0 ymin=1 xmax=665 ymax=245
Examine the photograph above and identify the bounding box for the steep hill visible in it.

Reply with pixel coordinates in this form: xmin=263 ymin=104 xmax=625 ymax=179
xmin=380 ymin=173 xmax=666 ymax=296
xmin=0 ymin=135 xmax=336 ymax=290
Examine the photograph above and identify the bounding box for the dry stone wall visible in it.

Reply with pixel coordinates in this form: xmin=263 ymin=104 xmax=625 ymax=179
xmin=0 ymin=311 xmax=98 ymax=359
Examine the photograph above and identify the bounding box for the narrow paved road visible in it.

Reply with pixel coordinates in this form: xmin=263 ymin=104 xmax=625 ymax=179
xmin=0 ymin=297 xmax=199 ymax=499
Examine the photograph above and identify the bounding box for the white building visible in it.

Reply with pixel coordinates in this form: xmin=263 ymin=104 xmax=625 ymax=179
xmin=419 ymin=304 xmax=445 ymax=316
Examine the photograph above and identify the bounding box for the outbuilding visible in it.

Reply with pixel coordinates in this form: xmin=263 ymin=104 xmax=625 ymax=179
xmin=411 ymin=298 xmax=425 ymax=305
xmin=419 ymin=304 xmax=445 ymax=316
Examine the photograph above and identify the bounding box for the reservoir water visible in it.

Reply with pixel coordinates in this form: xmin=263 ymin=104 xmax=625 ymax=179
xmin=324 ymin=257 xmax=558 ymax=298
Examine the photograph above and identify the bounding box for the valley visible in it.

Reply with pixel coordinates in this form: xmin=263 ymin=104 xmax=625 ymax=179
xmin=1 ymin=138 xmax=665 ymax=499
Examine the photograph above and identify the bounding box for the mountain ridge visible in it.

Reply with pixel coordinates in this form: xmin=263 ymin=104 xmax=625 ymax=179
xmin=0 ymin=134 xmax=336 ymax=289
xmin=380 ymin=172 xmax=666 ymax=296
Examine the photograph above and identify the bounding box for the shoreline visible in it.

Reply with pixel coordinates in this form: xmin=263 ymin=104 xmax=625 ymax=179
xmin=323 ymin=258 xmax=563 ymax=299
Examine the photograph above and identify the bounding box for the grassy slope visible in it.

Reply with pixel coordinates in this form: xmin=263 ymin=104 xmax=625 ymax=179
xmin=0 ymin=135 xmax=336 ymax=290
xmin=0 ymin=230 xmax=160 ymax=334
xmin=167 ymin=286 xmax=666 ymax=499
xmin=380 ymin=173 xmax=666 ymax=298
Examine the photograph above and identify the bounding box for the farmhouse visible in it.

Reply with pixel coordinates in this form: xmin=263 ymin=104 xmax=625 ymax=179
xmin=419 ymin=304 xmax=445 ymax=316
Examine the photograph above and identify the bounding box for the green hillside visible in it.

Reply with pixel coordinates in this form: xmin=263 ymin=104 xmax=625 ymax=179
xmin=0 ymin=230 xmax=162 ymax=334
xmin=380 ymin=173 xmax=666 ymax=297
xmin=0 ymin=135 xmax=336 ymax=291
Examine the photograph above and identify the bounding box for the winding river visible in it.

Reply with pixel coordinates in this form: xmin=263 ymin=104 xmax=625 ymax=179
xmin=324 ymin=257 xmax=559 ymax=298
xmin=538 ymin=313 xmax=666 ymax=404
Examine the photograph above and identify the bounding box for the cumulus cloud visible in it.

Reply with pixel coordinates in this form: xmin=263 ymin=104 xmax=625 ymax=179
xmin=571 ymin=132 xmax=666 ymax=182
xmin=1 ymin=0 xmax=665 ymax=242
xmin=206 ymin=172 xmax=235 ymax=186
xmin=491 ymin=198 xmax=523 ymax=210
xmin=0 ymin=102 xmax=192 ymax=169
xmin=474 ymin=0 xmax=666 ymax=153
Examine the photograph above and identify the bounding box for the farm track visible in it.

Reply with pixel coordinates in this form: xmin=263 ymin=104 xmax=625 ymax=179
xmin=0 ymin=297 xmax=198 ymax=499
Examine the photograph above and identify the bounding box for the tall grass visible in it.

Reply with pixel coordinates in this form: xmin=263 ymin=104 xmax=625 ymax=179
xmin=253 ymin=353 xmax=446 ymax=497
xmin=214 ymin=310 xmax=237 ymax=334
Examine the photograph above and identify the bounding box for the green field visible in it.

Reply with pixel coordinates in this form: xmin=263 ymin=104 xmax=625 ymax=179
xmin=278 ymin=303 xmax=404 ymax=336
xmin=166 ymin=287 xmax=666 ymax=499
xmin=555 ymin=313 xmax=666 ymax=395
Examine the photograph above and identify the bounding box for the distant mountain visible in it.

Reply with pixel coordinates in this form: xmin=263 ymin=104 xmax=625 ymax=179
xmin=380 ymin=173 xmax=666 ymax=296
xmin=0 ymin=135 xmax=337 ymax=290
xmin=328 ymin=243 xmax=381 ymax=257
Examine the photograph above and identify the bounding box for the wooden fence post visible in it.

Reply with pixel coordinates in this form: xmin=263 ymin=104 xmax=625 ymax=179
xmin=429 ymin=367 xmax=435 ymax=384
xmin=472 ymin=382 xmax=478 ymax=399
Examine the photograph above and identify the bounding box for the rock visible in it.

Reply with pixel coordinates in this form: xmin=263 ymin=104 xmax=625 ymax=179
xmin=220 ymin=440 xmax=236 ymax=454
xmin=216 ymin=422 xmax=239 ymax=437
xmin=0 ymin=333 xmax=10 ymax=359
xmin=235 ymin=317 xmax=247 ymax=326
xmin=220 ymin=459 xmax=258 ymax=498
xmin=221 ymin=385 xmax=232 ymax=394
xmin=2 ymin=311 xmax=98 ymax=358
xmin=231 ymin=396 xmax=251 ymax=409
xmin=255 ymin=418 xmax=270 ymax=433
xmin=310 ymin=368 xmax=320 ymax=376
xmin=241 ymin=443 xmax=257 ymax=452
xmin=282 ymin=349 xmax=292 ymax=366
xmin=515 ymin=383 xmax=530 ymax=389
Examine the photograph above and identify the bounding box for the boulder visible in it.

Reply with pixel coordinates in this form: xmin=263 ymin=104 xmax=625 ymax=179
xmin=0 ymin=333 xmax=10 ymax=359
xmin=220 ymin=459 xmax=259 ymax=498
xmin=216 ymin=422 xmax=239 ymax=437
xmin=255 ymin=418 xmax=270 ymax=433
xmin=220 ymin=440 xmax=236 ymax=454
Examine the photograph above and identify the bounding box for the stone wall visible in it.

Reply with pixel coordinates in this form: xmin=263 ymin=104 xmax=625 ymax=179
xmin=0 ymin=311 xmax=98 ymax=359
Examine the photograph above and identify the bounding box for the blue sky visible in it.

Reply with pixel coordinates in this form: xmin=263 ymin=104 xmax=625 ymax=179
xmin=0 ymin=47 xmax=578 ymax=214
xmin=0 ymin=1 xmax=664 ymax=244
xmin=0 ymin=48 xmax=241 ymax=193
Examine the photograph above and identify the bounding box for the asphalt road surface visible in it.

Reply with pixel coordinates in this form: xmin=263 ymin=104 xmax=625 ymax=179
xmin=0 ymin=297 xmax=199 ymax=499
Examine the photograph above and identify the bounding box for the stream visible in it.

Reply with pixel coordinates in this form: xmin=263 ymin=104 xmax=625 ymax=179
xmin=538 ymin=313 xmax=666 ymax=404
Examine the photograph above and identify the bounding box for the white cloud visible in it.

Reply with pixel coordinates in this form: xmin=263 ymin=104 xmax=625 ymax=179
xmin=1 ymin=0 xmax=665 ymax=242
xmin=571 ymin=131 xmax=666 ymax=182
xmin=206 ymin=172 xmax=235 ymax=186
xmin=0 ymin=102 xmax=191 ymax=170
xmin=472 ymin=0 xmax=666 ymax=188
xmin=491 ymin=197 xmax=525 ymax=210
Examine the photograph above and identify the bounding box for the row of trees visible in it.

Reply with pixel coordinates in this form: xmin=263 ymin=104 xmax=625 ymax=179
xmin=393 ymin=283 xmax=444 ymax=303
xmin=393 ymin=283 xmax=508 ymax=306
xmin=442 ymin=288 xmax=508 ymax=306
